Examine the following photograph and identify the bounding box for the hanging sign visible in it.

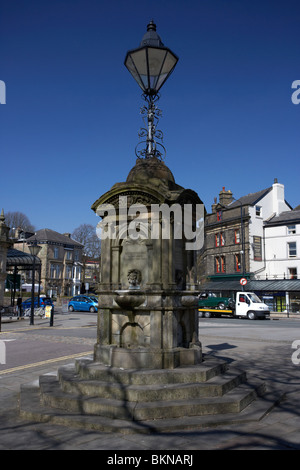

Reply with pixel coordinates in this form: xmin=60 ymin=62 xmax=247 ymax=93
xmin=240 ymin=278 xmax=247 ymax=286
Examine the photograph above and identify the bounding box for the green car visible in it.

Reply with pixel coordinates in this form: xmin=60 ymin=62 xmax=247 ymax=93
xmin=198 ymin=292 xmax=235 ymax=310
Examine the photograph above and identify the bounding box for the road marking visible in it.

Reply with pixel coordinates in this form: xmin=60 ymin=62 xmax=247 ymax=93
xmin=0 ymin=325 xmax=95 ymax=334
xmin=0 ymin=351 xmax=93 ymax=375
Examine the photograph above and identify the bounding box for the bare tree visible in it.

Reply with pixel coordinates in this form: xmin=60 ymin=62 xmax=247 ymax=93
xmin=72 ymin=224 xmax=101 ymax=293
xmin=72 ymin=224 xmax=101 ymax=259
xmin=5 ymin=211 xmax=35 ymax=236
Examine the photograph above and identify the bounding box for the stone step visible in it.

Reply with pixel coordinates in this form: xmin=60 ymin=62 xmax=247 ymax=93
xmin=38 ymin=372 xmax=265 ymax=421
xmin=19 ymin=376 xmax=278 ymax=434
xmin=75 ymin=356 xmax=229 ymax=385
xmin=58 ymin=363 xmax=247 ymax=402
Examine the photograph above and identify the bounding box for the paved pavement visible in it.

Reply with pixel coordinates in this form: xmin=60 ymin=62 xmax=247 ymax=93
xmin=0 ymin=313 xmax=300 ymax=451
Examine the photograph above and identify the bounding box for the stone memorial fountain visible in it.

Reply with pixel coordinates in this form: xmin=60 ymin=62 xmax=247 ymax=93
xmin=91 ymin=155 xmax=203 ymax=370
xmin=19 ymin=22 xmax=275 ymax=433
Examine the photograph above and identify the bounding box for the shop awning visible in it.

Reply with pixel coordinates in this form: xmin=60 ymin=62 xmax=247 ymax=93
xmin=200 ymin=279 xmax=300 ymax=292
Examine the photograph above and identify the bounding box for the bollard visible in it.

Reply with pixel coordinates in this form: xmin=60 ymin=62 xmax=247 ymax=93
xmin=50 ymin=307 xmax=54 ymax=327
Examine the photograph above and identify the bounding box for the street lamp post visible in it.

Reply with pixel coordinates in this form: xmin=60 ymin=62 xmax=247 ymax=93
xmin=28 ymin=239 xmax=41 ymax=325
xmin=124 ymin=20 xmax=178 ymax=160
xmin=218 ymin=199 xmax=246 ymax=290
xmin=232 ymin=198 xmax=246 ymax=281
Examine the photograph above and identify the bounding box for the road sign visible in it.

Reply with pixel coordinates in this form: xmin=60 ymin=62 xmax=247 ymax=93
xmin=240 ymin=278 xmax=247 ymax=286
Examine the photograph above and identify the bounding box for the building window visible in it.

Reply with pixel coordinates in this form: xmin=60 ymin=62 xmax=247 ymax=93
xmin=50 ymin=264 xmax=61 ymax=279
xmin=288 ymin=242 xmax=297 ymax=258
xmin=53 ymin=247 xmax=59 ymax=259
xmin=287 ymin=225 xmax=296 ymax=235
xmin=215 ymin=256 xmax=226 ymax=273
xmin=215 ymin=232 xmax=225 ymax=247
xmin=215 ymin=233 xmax=219 ymax=247
xmin=253 ymin=236 xmax=262 ymax=261
xmin=74 ymin=250 xmax=79 ymax=261
xmin=234 ymin=254 xmax=241 ymax=272
xmin=255 ymin=205 xmax=262 ymax=217
xmin=221 ymin=255 xmax=226 ymax=272
xmin=66 ymin=250 xmax=72 ymax=260
xmin=234 ymin=229 xmax=240 ymax=244
xmin=217 ymin=210 xmax=222 ymax=221
xmin=66 ymin=265 xmax=72 ymax=279
xmin=288 ymin=268 xmax=298 ymax=279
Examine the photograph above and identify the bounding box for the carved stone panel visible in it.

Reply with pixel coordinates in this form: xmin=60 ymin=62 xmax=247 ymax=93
xmin=119 ymin=239 xmax=148 ymax=288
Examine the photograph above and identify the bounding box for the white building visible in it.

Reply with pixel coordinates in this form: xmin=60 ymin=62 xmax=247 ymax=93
xmin=258 ymin=208 xmax=300 ymax=313
xmin=247 ymin=179 xmax=291 ymax=277
xmin=263 ymin=209 xmax=300 ymax=280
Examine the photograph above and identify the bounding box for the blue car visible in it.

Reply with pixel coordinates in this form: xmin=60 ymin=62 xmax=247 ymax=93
xmin=68 ymin=295 xmax=98 ymax=313
xmin=22 ymin=297 xmax=54 ymax=311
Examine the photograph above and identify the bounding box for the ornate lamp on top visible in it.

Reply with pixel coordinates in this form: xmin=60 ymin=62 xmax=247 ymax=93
xmin=124 ymin=20 xmax=178 ymax=160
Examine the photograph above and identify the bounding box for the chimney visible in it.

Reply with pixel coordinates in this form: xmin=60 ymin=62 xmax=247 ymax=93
xmin=272 ymin=179 xmax=285 ymax=216
xmin=219 ymin=187 xmax=233 ymax=206
xmin=63 ymin=233 xmax=71 ymax=238
xmin=211 ymin=197 xmax=218 ymax=212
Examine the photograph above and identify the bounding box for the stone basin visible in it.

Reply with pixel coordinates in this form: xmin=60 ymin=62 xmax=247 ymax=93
xmin=114 ymin=290 xmax=146 ymax=309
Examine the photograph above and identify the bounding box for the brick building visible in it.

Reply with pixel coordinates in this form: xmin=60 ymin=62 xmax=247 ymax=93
xmin=201 ymin=180 xmax=291 ymax=284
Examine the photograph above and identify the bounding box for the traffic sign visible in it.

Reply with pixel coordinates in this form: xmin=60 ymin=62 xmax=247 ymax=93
xmin=240 ymin=278 xmax=247 ymax=286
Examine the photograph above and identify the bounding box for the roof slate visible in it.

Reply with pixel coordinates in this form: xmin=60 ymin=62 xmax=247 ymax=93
xmin=265 ymin=209 xmax=300 ymax=225
xmin=228 ymin=187 xmax=272 ymax=208
xmin=26 ymin=229 xmax=83 ymax=247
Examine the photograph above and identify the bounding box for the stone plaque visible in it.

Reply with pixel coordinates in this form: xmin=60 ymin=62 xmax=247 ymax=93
xmin=120 ymin=239 xmax=148 ymax=288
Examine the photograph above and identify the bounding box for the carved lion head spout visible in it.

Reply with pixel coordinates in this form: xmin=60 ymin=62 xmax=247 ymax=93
xmin=127 ymin=269 xmax=142 ymax=289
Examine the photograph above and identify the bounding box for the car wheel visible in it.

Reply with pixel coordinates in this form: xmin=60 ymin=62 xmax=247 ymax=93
xmin=247 ymin=311 xmax=256 ymax=320
xmin=68 ymin=305 xmax=74 ymax=312
xmin=204 ymin=311 xmax=211 ymax=318
xmin=218 ymin=302 xmax=225 ymax=310
xmin=198 ymin=311 xmax=204 ymax=318
xmin=89 ymin=306 xmax=96 ymax=313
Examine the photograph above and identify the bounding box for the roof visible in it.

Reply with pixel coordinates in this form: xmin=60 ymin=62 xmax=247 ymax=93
xmin=26 ymin=229 xmax=83 ymax=247
xmin=6 ymin=248 xmax=41 ymax=267
xmin=228 ymin=187 xmax=272 ymax=208
xmin=200 ymin=279 xmax=300 ymax=292
xmin=265 ymin=209 xmax=300 ymax=226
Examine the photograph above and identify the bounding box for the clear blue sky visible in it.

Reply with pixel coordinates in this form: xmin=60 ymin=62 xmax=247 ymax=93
xmin=1 ymin=0 xmax=299 ymax=234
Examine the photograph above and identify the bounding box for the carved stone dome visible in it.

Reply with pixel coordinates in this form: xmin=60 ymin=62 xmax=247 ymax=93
xmin=126 ymin=157 xmax=176 ymax=188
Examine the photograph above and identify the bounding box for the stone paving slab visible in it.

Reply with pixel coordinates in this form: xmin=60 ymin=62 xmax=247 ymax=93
xmin=0 ymin=314 xmax=299 ymax=450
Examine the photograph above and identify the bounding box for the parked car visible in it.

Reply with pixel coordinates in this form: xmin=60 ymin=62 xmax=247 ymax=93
xmin=22 ymin=296 xmax=54 ymax=311
xmin=68 ymin=295 xmax=98 ymax=313
xmin=198 ymin=292 xmax=235 ymax=310
xmin=75 ymin=294 xmax=98 ymax=303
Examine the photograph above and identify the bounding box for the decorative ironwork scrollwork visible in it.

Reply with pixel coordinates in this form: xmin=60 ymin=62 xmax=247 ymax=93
xmin=135 ymin=94 xmax=166 ymax=160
